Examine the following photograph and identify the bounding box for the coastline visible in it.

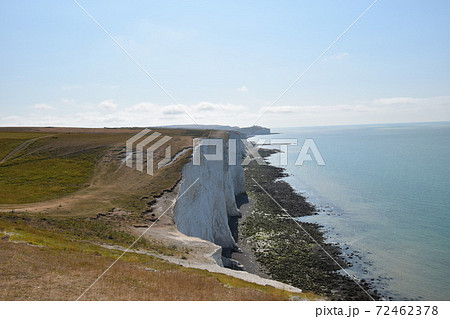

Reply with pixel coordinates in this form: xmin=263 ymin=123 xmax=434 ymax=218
xmin=234 ymin=148 xmax=382 ymax=301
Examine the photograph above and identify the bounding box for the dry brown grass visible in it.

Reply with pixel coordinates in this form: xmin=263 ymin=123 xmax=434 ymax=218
xmin=0 ymin=237 xmax=306 ymax=301
xmin=0 ymin=203 xmax=320 ymax=301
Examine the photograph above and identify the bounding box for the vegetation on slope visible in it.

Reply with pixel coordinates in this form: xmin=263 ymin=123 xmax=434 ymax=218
xmin=0 ymin=127 xmax=320 ymax=300
xmin=0 ymin=128 xmax=196 ymax=213
xmin=0 ymin=210 xmax=318 ymax=301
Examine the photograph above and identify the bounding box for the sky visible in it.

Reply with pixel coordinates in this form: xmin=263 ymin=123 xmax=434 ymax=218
xmin=1 ymin=0 xmax=449 ymax=128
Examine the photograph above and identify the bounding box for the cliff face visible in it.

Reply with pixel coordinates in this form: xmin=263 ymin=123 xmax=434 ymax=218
xmin=173 ymin=132 xmax=246 ymax=249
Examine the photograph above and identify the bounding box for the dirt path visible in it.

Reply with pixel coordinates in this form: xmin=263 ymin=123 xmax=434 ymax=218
xmin=0 ymin=135 xmax=54 ymax=164
xmin=120 ymin=182 xmax=304 ymax=294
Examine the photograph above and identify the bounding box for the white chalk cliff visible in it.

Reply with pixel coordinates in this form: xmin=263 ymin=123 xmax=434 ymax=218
xmin=173 ymin=132 xmax=246 ymax=249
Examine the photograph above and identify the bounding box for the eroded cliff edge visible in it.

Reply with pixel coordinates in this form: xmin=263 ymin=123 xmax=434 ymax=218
xmin=173 ymin=131 xmax=246 ymax=250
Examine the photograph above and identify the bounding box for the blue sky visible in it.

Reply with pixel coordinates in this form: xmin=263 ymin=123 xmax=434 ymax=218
xmin=1 ymin=0 xmax=449 ymax=127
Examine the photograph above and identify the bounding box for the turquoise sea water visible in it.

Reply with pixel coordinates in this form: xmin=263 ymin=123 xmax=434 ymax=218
xmin=250 ymin=122 xmax=450 ymax=300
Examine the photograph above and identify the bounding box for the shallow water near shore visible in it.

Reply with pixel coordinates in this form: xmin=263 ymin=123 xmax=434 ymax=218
xmin=250 ymin=122 xmax=450 ymax=300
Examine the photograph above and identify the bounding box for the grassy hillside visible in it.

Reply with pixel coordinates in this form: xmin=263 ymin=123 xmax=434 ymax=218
xmin=0 ymin=128 xmax=198 ymax=213
xmin=0 ymin=212 xmax=319 ymax=300
xmin=0 ymin=127 xmax=321 ymax=301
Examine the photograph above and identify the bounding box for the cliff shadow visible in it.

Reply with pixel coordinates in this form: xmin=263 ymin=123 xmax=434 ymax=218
xmin=223 ymin=193 xmax=249 ymax=258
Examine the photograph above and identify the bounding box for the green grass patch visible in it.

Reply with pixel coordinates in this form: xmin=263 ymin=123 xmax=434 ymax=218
xmin=0 ymin=213 xmax=179 ymax=272
xmin=0 ymin=212 xmax=179 ymax=256
xmin=0 ymin=132 xmax=50 ymax=158
xmin=0 ymin=139 xmax=27 ymax=160
xmin=0 ymin=132 xmax=48 ymax=139
xmin=0 ymin=148 xmax=105 ymax=204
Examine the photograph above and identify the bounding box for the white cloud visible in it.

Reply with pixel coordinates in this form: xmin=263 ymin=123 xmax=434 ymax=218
xmin=33 ymin=103 xmax=54 ymax=110
xmin=128 ymin=102 xmax=247 ymax=120
xmin=98 ymin=99 xmax=118 ymax=110
xmin=260 ymin=103 xmax=370 ymax=115
xmin=1 ymin=100 xmax=253 ymax=127
xmin=373 ymin=97 xmax=418 ymax=105
xmin=162 ymin=105 xmax=184 ymax=116
xmin=3 ymin=115 xmax=21 ymax=122
xmin=236 ymin=85 xmax=248 ymax=92
xmin=128 ymin=102 xmax=158 ymax=112
xmin=5 ymin=96 xmax=450 ymax=128
xmin=60 ymin=98 xmax=119 ymax=110
xmin=255 ymin=96 xmax=450 ymax=127
xmin=193 ymin=101 xmax=245 ymax=112
xmin=61 ymin=98 xmax=76 ymax=106
xmin=259 ymin=106 xmax=296 ymax=114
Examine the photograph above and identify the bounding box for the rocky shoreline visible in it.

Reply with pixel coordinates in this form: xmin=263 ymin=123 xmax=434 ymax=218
xmin=235 ymin=149 xmax=382 ymax=301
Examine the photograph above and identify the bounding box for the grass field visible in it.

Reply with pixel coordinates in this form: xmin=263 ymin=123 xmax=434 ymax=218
xmin=0 ymin=127 xmax=321 ymax=301
xmin=0 ymin=131 xmax=118 ymax=204
xmin=0 ymin=127 xmax=198 ymax=212
xmin=0 ymin=132 xmax=48 ymax=160
xmin=0 ymin=208 xmax=320 ymax=301
xmin=0 ymin=146 xmax=104 ymax=203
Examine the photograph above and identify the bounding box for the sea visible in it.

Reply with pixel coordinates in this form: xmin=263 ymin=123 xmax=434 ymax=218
xmin=249 ymin=122 xmax=450 ymax=300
